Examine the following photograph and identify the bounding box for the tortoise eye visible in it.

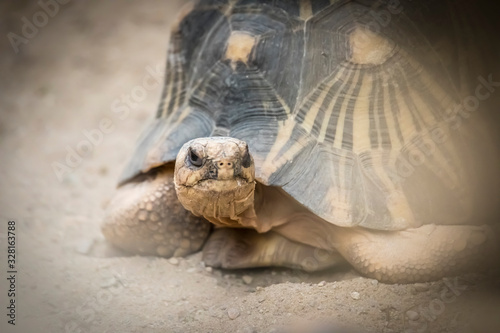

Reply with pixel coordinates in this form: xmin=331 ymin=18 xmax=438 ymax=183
xmin=187 ymin=148 xmax=203 ymax=168
xmin=241 ymin=146 xmax=251 ymax=168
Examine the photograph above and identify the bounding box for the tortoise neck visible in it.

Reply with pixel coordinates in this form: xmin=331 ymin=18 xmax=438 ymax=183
xmin=175 ymin=179 xmax=256 ymax=225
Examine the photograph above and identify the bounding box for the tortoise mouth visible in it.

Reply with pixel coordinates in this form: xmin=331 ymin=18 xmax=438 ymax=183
xmin=175 ymin=176 xmax=256 ymax=222
xmin=179 ymin=176 xmax=253 ymax=192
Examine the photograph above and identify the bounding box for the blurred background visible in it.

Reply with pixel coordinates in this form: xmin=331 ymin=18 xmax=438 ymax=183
xmin=0 ymin=1 xmax=499 ymax=332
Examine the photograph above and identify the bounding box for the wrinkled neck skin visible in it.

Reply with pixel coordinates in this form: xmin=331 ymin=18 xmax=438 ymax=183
xmin=175 ymin=177 xmax=259 ymax=229
xmin=176 ymin=179 xmax=313 ymax=234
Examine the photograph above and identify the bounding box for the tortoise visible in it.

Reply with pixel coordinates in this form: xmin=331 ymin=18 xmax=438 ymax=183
xmin=102 ymin=0 xmax=500 ymax=283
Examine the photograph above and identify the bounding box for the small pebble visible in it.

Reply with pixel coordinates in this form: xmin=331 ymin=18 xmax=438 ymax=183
xmin=227 ymin=308 xmax=240 ymax=320
xmin=99 ymin=166 xmax=108 ymax=175
xmin=371 ymin=279 xmax=379 ymax=286
xmin=406 ymin=310 xmax=420 ymax=321
xmin=168 ymin=258 xmax=179 ymax=266
xmin=187 ymin=267 xmax=196 ymax=273
xmin=205 ymin=267 xmax=213 ymax=273
xmin=318 ymin=281 xmax=326 ymax=287
xmin=242 ymin=275 xmax=253 ymax=285
xmin=350 ymin=291 xmax=360 ymax=300
xmin=308 ymin=300 xmax=317 ymax=308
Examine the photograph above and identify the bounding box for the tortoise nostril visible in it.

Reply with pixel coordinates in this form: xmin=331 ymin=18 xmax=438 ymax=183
xmin=218 ymin=161 xmax=233 ymax=168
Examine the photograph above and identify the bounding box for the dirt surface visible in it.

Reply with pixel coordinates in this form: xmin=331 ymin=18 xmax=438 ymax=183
xmin=1 ymin=1 xmax=499 ymax=332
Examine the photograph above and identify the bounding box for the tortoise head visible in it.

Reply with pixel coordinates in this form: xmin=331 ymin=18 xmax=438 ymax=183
xmin=173 ymin=137 xmax=256 ymax=224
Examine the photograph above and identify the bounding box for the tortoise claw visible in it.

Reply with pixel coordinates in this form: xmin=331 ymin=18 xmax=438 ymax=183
xmin=202 ymin=228 xmax=344 ymax=271
xmin=202 ymin=228 xmax=251 ymax=268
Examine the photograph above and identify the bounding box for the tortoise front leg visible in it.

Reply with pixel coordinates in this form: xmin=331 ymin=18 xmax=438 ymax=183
xmin=102 ymin=166 xmax=211 ymax=257
xmin=202 ymin=228 xmax=346 ymax=271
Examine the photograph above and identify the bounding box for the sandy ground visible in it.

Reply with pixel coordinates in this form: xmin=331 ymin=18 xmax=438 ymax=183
xmin=1 ymin=1 xmax=499 ymax=332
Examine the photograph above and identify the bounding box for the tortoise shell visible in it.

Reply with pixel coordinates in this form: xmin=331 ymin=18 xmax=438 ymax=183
xmin=119 ymin=0 xmax=500 ymax=231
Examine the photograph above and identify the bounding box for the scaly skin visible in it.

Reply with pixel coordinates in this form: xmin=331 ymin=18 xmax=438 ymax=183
xmin=102 ymin=166 xmax=211 ymax=257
